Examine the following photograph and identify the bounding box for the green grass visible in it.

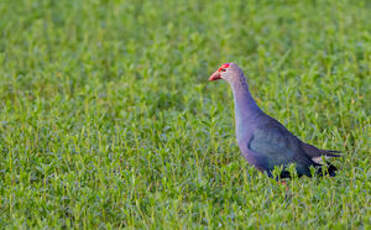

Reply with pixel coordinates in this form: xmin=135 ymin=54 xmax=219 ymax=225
xmin=0 ymin=0 xmax=370 ymax=228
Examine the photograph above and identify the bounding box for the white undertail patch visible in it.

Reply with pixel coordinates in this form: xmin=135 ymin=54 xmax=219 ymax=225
xmin=312 ymin=156 xmax=333 ymax=164
xmin=312 ymin=156 xmax=323 ymax=164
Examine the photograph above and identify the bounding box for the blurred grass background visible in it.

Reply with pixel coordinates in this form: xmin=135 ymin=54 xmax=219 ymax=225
xmin=0 ymin=0 xmax=370 ymax=228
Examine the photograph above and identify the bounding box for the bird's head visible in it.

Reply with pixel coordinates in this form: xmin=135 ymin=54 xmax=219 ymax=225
xmin=208 ymin=63 xmax=242 ymax=83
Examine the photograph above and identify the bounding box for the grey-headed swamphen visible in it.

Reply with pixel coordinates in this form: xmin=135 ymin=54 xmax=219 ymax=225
xmin=209 ymin=63 xmax=340 ymax=178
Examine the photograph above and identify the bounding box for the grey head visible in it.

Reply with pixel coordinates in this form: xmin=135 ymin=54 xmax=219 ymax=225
xmin=208 ymin=63 xmax=244 ymax=85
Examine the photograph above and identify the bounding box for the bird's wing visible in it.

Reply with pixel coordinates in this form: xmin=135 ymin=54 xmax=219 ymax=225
xmin=247 ymin=118 xmax=315 ymax=176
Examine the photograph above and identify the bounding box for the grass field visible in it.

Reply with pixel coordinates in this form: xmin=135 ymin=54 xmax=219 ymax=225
xmin=0 ymin=0 xmax=370 ymax=228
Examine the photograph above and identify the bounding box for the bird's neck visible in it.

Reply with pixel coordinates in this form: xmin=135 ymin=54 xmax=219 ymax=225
xmin=230 ymin=75 xmax=262 ymax=134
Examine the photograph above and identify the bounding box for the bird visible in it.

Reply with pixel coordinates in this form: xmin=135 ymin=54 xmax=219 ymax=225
xmin=209 ymin=63 xmax=340 ymax=178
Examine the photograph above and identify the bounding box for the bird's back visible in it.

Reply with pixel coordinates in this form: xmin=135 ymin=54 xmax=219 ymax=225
xmin=240 ymin=113 xmax=325 ymax=177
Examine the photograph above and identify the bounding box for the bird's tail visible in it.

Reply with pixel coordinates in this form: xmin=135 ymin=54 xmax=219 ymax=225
xmin=319 ymin=149 xmax=341 ymax=158
xmin=312 ymin=149 xmax=341 ymax=177
xmin=302 ymin=142 xmax=341 ymax=158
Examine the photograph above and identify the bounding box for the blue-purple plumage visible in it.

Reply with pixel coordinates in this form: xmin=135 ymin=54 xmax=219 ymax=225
xmin=209 ymin=63 xmax=340 ymax=178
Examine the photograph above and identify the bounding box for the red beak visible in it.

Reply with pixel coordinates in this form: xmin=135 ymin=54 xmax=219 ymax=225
xmin=209 ymin=71 xmax=222 ymax=81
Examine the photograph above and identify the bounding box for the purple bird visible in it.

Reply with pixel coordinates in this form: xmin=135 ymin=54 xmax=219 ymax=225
xmin=209 ymin=63 xmax=340 ymax=178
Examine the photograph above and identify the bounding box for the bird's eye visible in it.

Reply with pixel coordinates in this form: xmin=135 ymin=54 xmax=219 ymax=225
xmin=221 ymin=68 xmax=226 ymax=72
